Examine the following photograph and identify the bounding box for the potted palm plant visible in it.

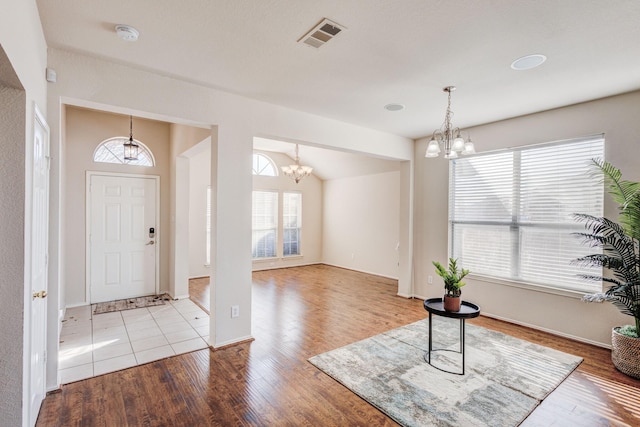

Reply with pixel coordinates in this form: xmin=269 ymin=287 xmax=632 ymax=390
xmin=573 ymin=159 xmax=640 ymax=379
xmin=433 ymin=258 xmax=469 ymax=312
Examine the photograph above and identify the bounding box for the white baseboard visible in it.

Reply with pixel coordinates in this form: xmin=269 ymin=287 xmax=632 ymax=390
xmin=396 ymin=292 xmax=413 ymax=298
xmin=211 ymin=335 xmax=254 ymax=349
xmin=252 ymin=261 xmax=321 ymax=272
xmin=65 ymin=302 xmax=89 ymax=309
xmin=480 ymin=311 xmax=611 ymax=349
xmin=321 ymin=262 xmax=399 ymax=281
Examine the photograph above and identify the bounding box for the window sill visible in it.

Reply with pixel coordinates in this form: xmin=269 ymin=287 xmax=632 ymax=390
xmin=469 ymin=274 xmax=592 ymax=299
xmin=252 ymin=255 xmax=304 ymax=263
xmin=252 ymin=257 xmax=280 ymax=263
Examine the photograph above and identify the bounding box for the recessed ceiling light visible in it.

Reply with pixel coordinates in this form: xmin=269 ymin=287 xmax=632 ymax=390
xmin=384 ymin=103 xmax=405 ymax=112
xmin=510 ymin=54 xmax=546 ymax=71
xmin=115 ymin=24 xmax=140 ymax=42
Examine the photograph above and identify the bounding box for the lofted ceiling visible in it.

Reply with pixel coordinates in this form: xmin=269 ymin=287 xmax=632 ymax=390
xmin=253 ymin=137 xmax=401 ymax=180
xmin=36 ymin=1 xmax=640 ymax=141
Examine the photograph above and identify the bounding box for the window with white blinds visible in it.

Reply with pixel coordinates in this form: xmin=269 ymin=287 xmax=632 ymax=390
xmin=449 ymin=136 xmax=604 ymax=293
xmin=252 ymin=191 xmax=278 ymax=259
xmin=283 ymin=192 xmax=302 ymax=256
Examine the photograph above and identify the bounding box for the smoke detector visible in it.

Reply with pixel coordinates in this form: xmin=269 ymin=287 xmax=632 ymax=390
xmin=115 ymin=24 xmax=140 ymax=42
xmin=298 ymin=18 xmax=345 ymax=49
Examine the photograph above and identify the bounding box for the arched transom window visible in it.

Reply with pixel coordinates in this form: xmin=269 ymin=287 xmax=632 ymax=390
xmin=252 ymin=153 xmax=277 ymax=176
xmin=93 ymin=137 xmax=155 ymax=167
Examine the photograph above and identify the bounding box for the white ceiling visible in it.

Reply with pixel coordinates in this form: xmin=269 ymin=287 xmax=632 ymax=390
xmin=36 ymin=0 xmax=640 ymax=141
xmin=38 ymin=0 xmax=640 ymax=181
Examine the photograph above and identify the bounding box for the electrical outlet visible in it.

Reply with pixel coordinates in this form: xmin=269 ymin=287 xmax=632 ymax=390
xmin=428 ymin=275 xmax=433 ymax=285
xmin=231 ymin=305 xmax=239 ymax=318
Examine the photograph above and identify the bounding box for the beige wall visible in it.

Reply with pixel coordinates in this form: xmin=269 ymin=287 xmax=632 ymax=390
xmin=323 ymin=170 xmax=401 ymax=279
xmin=414 ymin=90 xmax=640 ymax=346
xmin=63 ymin=107 xmax=172 ymax=305
xmin=252 ymin=150 xmax=323 ymax=270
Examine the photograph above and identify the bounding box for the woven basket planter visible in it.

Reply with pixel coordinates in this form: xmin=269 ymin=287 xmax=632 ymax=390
xmin=611 ymin=327 xmax=640 ymax=379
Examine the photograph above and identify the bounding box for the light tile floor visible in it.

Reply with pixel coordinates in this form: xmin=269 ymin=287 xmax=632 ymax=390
xmin=59 ymin=298 xmax=210 ymax=384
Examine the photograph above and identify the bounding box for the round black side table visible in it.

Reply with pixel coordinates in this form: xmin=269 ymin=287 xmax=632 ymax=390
xmin=423 ymin=297 xmax=480 ymax=375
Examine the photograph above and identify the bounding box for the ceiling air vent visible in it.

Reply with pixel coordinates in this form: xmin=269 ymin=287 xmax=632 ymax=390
xmin=298 ymin=18 xmax=345 ymax=49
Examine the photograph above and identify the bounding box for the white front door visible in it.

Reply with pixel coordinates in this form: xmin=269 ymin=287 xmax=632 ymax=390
xmin=29 ymin=106 xmax=49 ymax=426
xmin=88 ymin=174 xmax=158 ymax=303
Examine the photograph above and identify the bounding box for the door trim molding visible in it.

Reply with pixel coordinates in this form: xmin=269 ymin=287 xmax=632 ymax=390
xmin=85 ymin=171 xmax=160 ymax=304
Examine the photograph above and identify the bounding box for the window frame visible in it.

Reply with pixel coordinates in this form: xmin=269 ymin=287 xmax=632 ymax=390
xmin=93 ymin=137 xmax=156 ymax=167
xmin=252 ymin=153 xmax=278 ymax=177
xmin=282 ymin=191 xmax=302 ymax=257
xmin=448 ymin=135 xmax=605 ymax=296
xmin=251 ymin=190 xmax=279 ymax=260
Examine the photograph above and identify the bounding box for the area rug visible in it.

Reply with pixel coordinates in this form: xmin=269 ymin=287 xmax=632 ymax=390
xmin=309 ymin=317 xmax=582 ymax=427
xmin=92 ymin=293 xmax=172 ymax=314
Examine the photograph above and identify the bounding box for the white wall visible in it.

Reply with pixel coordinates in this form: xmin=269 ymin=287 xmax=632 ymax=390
xmin=414 ymin=90 xmax=640 ymax=347
xmin=188 ymin=148 xmax=212 ymax=278
xmin=323 ymin=170 xmax=401 ymax=279
xmin=45 ymin=49 xmax=413 ymax=350
xmin=252 ymin=150 xmax=323 ymax=270
xmin=0 ymin=0 xmax=49 ymax=424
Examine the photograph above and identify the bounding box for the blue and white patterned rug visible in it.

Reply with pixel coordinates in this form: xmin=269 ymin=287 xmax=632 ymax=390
xmin=309 ymin=317 xmax=582 ymax=426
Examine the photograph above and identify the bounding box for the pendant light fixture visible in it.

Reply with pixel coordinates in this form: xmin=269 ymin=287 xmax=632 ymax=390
xmin=425 ymin=86 xmax=476 ymax=159
xmin=281 ymin=144 xmax=313 ymax=184
xmin=123 ymin=115 xmax=139 ymax=161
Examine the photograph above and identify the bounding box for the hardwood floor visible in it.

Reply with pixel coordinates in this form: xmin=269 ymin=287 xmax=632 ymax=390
xmin=38 ymin=265 xmax=640 ymax=426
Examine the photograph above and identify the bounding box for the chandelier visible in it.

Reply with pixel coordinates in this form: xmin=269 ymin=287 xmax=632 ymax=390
xmin=123 ymin=115 xmax=139 ymax=161
xmin=281 ymin=144 xmax=313 ymax=183
xmin=425 ymin=86 xmax=475 ymax=159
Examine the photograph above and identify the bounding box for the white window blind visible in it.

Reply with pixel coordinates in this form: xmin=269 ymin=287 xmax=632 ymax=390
xmin=283 ymin=192 xmax=302 ymax=256
xmin=252 ymin=191 xmax=278 ymax=258
xmin=449 ymin=136 xmax=604 ymax=293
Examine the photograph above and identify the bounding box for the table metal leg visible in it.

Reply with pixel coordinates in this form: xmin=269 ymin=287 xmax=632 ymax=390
xmin=461 ymin=319 xmax=465 ymax=375
xmin=428 ymin=312 xmax=432 ymax=364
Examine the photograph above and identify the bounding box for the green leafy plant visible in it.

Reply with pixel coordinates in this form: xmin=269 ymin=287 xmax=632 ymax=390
xmin=433 ymin=258 xmax=469 ymax=297
xmin=573 ymin=159 xmax=640 ymax=336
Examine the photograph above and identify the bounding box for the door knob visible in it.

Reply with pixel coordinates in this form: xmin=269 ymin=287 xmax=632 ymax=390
xmin=32 ymin=290 xmax=48 ymax=299
xmin=146 ymin=241 xmax=155 ymax=245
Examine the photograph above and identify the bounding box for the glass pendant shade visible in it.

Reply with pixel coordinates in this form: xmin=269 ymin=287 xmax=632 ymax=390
xmin=425 ymin=139 xmax=441 ymax=157
xmin=123 ymin=115 xmax=139 ymax=161
xmin=463 ymin=140 xmax=476 ymax=155
xmin=452 ymin=134 xmax=465 ymax=152
xmin=123 ymin=137 xmax=139 ymax=160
